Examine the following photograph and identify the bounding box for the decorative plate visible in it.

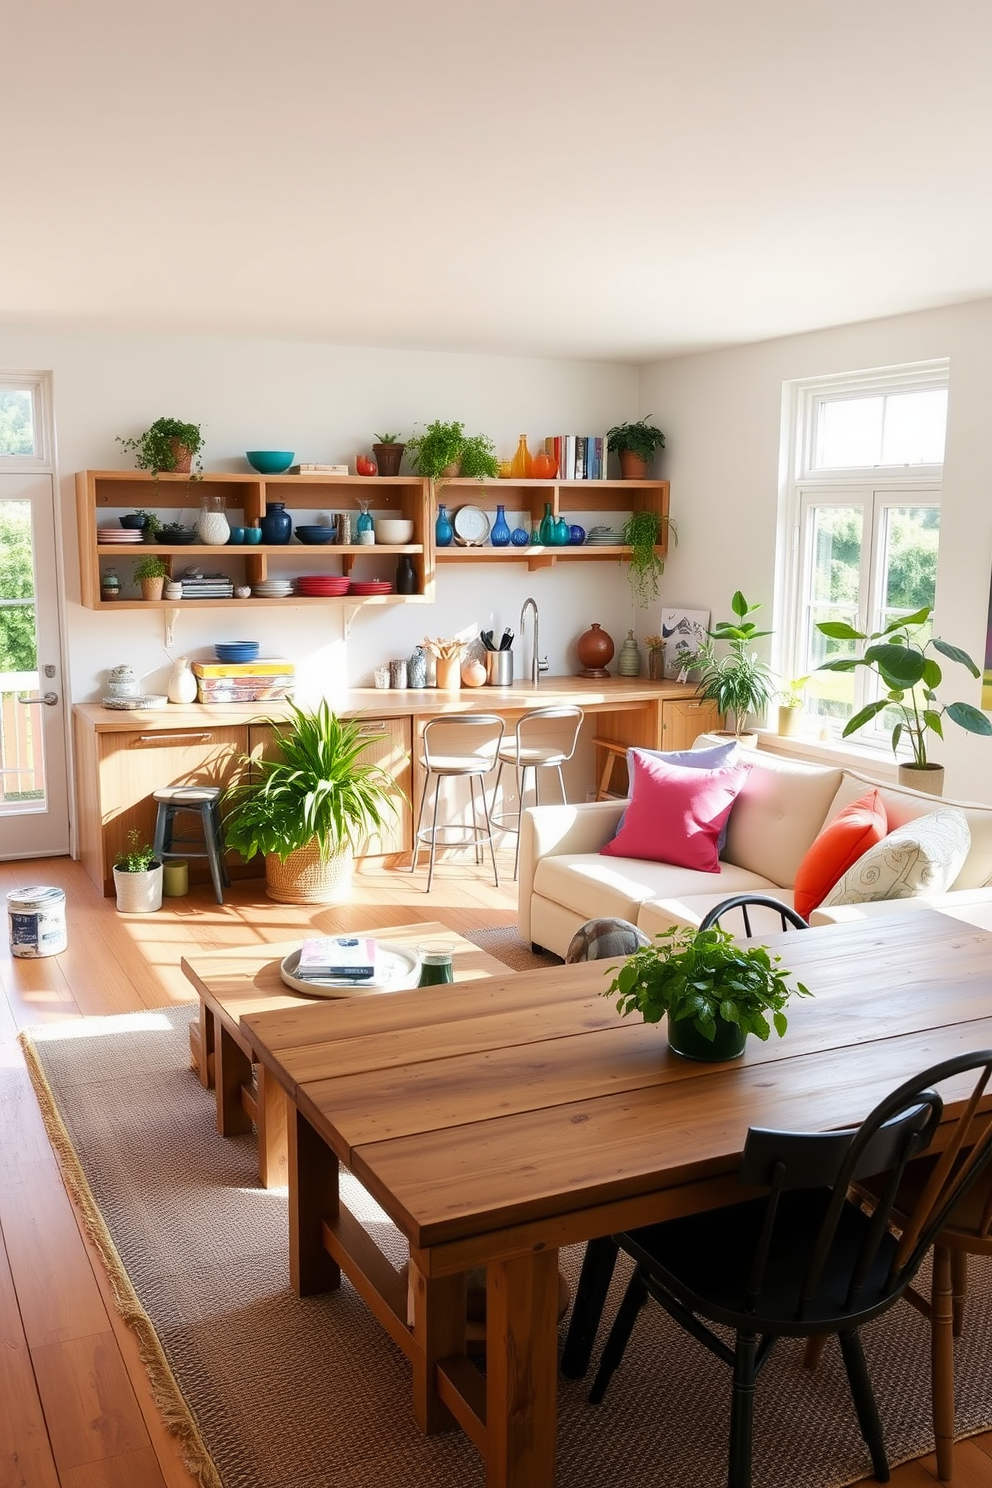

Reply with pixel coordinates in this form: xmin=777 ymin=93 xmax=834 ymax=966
xmin=279 ymin=942 xmax=421 ymax=998
xmin=102 ymin=694 xmax=169 ymax=710
xmin=453 ymin=505 xmax=491 ymax=546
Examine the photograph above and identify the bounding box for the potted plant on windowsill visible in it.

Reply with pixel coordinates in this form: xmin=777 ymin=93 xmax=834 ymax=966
xmin=815 ymin=606 xmax=992 ymax=796
xmin=113 ymin=830 xmax=163 ymax=914
xmin=222 ymin=701 xmax=399 ymax=904
xmin=606 ymin=417 xmax=666 ymax=479
xmin=117 ymin=417 xmax=204 ymax=478
xmin=133 ymin=554 xmax=170 ymax=600
xmin=605 ymin=923 xmax=811 ymax=1062
xmin=777 ymin=676 xmax=809 ymax=737
xmin=693 ymin=591 xmax=775 ymax=743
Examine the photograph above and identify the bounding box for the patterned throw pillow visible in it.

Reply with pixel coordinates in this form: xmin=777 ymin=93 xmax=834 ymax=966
xmin=820 ymin=808 xmax=971 ymax=907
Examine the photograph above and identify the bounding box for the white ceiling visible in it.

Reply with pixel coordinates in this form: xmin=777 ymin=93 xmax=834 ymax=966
xmin=6 ymin=0 xmax=992 ymax=363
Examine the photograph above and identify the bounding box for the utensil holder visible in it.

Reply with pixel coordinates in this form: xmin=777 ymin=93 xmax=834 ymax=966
xmin=486 ymin=651 xmax=514 ymax=686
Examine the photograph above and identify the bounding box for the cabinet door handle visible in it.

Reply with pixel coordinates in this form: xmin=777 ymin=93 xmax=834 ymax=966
xmin=357 ymin=722 xmax=388 ymax=734
xmin=136 ymin=732 xmax=214 ymax=744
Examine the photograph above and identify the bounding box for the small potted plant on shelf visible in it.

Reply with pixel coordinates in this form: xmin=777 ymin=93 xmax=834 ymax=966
xmin=458 ymin=432 xmax=499 ymax=481
xmin=606 ymin=417 xmax=666 ymax=479
xmin=407 ymin=421 xmax=500 ymax=482
xmin=113 ymin=829 xmax=163 ymax=914
xmin=372 ymin=432 xmax=406 ymax=477
xmin=140 ymin=510 xmax=163 ymax=543
xmin=132 ymin=553 xmax=170 ymax=601
xmin=222 ymin=701 xmax=398 ymax=905
xmin=694 ymin=591 xmax=775 ymax=742
xmin=815 ymin=605 xmax=992 ymax=796
xmin=605 ymin=923 xmax=811 ymax=1062
xmin=621 ymin=510 xmax=674 ymax=608
xmin=777 ymin=676 xmax=809 ymax=737
xmin=116 ymin=417 xmax=204 ymax=477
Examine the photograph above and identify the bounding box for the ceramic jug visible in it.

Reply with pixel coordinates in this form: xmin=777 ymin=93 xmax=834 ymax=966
xmin=167 ymin=656 xmax=198 ymax=704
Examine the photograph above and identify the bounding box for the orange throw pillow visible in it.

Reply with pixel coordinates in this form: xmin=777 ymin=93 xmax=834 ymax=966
xmin=793 ymin=788 xmax=888 ymax=920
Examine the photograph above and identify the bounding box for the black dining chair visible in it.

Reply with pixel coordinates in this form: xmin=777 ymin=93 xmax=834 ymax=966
xmin=698 ymin=893 xmax=810 ymax=936
xmin=576 ymin=1050 xmax=992 ymax=1488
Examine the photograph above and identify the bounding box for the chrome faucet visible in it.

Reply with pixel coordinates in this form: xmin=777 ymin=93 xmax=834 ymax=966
xmin=520 ymin=597 xmax=548 ymax=685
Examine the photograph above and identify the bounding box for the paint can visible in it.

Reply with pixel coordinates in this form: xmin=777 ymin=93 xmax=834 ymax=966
xmin=7 ymin=885 xmax=67 ymax=958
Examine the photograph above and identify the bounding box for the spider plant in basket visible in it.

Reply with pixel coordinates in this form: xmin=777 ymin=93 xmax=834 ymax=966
xmin=222 ymin=701 xmax=399 ymax=904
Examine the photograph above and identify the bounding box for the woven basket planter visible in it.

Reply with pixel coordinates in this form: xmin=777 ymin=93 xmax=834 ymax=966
xmin=264 ymin=841 xmax=354 ymax=904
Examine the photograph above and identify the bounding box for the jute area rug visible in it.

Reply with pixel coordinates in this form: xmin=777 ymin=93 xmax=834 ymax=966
xmin=20 ymin=1000 xmax=992 ymax=1488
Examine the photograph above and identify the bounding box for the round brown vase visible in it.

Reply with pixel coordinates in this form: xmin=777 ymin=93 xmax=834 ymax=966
xmin=897 ymin=762 xmax=944 ymax=797
xmin=576 ymin=622 xmax=615 ymax=678
xmin=668 ymin=1014 xmax=746 ymax=1062
xmin=372 ymin=442 xmax=405 ymax=477
xmin=618 ymin=449 xmax=648 ymax=480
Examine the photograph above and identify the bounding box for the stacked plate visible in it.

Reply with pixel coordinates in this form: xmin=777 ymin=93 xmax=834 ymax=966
xmin=297 ymin=575 xmax=350 ymax=597
xmin=349 ymin=579 xmax=394 ymax=596
xmin=252 ymin=579 xmax=294 ymax=599
xmin=584 ymin=526 xmax=622 ymax=546
xmin=98 ymin=527 xmax=144 ymax=545
xmin=215 ymin=641 xmax=260 ymax=663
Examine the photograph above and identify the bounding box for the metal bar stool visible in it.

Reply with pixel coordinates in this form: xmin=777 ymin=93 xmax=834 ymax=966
xmin=490 ymin=706 xmax=584 ymax=879
xmin=152 ymin=785 xmax=229 ymax=904
xmin=411 ymin=715 xmax=505 ymax=892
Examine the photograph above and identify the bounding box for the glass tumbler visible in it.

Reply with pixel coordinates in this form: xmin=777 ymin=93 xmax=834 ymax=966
xmin=417 ymin=947 xmax=454 ymax=986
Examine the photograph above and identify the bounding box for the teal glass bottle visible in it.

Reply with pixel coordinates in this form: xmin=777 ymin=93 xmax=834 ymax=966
xmin=490 ymin=504 xmax=511 ymax=547
xmin=435 ymin=503 xmax=453 ymax=547
xmin=539 ymin=502 xmax=555 ymax=544
xmin=554 ymin=515 xmax=570 ymax=546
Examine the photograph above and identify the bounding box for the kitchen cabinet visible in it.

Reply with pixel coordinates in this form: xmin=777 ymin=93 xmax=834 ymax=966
xmin=76 ymin=470 xmax=434 ymax=611
xmin=431 ymin=477 xmax=669 ymax=571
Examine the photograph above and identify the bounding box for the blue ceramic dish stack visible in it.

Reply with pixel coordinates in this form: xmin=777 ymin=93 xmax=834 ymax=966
xmin=215 ymin=641 xmax=260 ymax=664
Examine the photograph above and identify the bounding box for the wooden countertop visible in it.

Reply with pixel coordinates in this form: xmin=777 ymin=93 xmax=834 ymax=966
xmin=73 ymin=676 xmax=701 ymax=731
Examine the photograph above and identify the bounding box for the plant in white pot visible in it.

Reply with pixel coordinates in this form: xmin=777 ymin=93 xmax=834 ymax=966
xmin=605 ymin=923 xmax=811 ymax=1062
xmin=776 ymin=676 xmax=809 ymax=738
xmin=222 ymin=701 xmax=398 ymax=904
xmin=815 ymin=605 xmax=992 ymax=795
xmin=113 ymin=830 xmax=163 ymax=914
xmin=693 ymin=591 xmax=775 ymax=742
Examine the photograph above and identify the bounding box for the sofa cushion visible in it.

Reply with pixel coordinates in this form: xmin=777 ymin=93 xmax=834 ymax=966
xmin=824 ymin=771 xmax=992 ymax=891
xmin=720 ymin=752 xmax=844 ymax=885
xmin=613 ymin=739 xmax=739 ymax=850
xmin=534 ymin=853 xmax=775 ymax=928
xmin=793 ymin=787 xmax=888 ymax=920
xmin=637 ymin=881 xmax=793 ymax=939
xmin=821 ymin=808 xmax=972 ymax=908
xmin=600 ymin=753 xmax=751 ymax=873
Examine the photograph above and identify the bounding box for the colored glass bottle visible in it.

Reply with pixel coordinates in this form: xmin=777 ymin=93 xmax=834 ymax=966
xmin=510 ymin=434 xmax=532 ymax=479
xmin=395 ymin=554 xmax=417 ymax=594
xmin=356 ymin=498 xmax=374 ymax=540
xmin=490 ymin=504 xmax=511 ymax=547
xmin=553 ymin=515 xmax=570 ymax=546
xmin=435 ymin=503 xmax=453 ymax=548
xmin=539 ymin=502 xmax=556 ymax=544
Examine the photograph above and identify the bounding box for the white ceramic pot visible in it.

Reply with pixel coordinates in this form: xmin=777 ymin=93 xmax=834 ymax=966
xmin=167 ymin=656 xmax=198 ymax=704
xmin=113 ymin=863 xmax=163 ymax=914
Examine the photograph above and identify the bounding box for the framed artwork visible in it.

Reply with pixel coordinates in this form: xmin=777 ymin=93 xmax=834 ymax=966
xmin=661 ymin=608 xmax=710 ymax=680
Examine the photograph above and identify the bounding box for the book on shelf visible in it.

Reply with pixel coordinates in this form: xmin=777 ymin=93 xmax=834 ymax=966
xmin=545 ymin=434 xmax=610 ymax=480
xmin=297 ymin=936 xmax=377 ymax=980
xmin=289 ymin=463 xmax=350 ymax=474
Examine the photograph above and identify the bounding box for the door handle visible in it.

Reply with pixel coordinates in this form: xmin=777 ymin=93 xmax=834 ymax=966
xmin=18 ymin=692 xmax=58 ymax=707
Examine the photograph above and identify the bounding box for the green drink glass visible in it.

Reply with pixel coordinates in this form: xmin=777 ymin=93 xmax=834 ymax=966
xmin=418 ymin=947 xmax=454 ymax=987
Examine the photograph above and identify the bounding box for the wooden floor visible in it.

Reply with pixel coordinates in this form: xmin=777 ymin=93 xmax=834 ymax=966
xmin=2 ymin=853 xmax=991 ymax=1488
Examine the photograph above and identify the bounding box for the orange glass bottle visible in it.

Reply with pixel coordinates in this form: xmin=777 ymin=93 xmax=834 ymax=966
xmin=510 ymin=434 xmax=532 ymax=479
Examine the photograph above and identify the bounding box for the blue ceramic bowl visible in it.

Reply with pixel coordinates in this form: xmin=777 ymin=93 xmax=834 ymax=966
xmin=295 ymin=525 xmax=338 ymax=544
xmin=119 ymin=513 xmax=147 ymax=529
xmin=245 ymin=450 xmax=295 ymax=474
xmin=215 ymin=641 xmax=260 ymax=662
xmin=243 ymin=527 xmax=262 ymax=544
xmin=227 ymin=527 xmax=246 ymax=544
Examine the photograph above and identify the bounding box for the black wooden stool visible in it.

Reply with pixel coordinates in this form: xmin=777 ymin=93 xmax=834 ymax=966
xmin=152 ymin=786 xmax=229 ymax=904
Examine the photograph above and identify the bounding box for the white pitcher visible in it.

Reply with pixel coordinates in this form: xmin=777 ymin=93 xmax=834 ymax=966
xmin=167 ymin=656 xmax=197 ymax=704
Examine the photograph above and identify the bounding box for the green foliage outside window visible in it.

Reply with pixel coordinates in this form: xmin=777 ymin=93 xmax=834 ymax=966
xmin=0 ymin=503 xmax=37 ymax=672
xmin=0 ymin=390 xmax=34 ymax=457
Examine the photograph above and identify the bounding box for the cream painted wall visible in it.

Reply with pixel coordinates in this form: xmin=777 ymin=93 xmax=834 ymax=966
xmin=640 ymin=297 xmax=992 ymax=803
xmin=0 ymin=324 xmax=644 ymax=707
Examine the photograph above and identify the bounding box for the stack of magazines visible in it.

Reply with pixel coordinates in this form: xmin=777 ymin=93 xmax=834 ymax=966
xmin=179 ymin=572 xmax=234 ymax=599
xmin=295 ymin=936 xmax=377 ymax=982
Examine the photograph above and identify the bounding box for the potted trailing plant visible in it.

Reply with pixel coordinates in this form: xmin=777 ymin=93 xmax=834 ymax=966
xmin=139 ymin=510 xmax=162 ymax=543
xmin=113 ymin=829 xmax=163 ymax=914
xmin=621 ymin=510 xmax=674 ymax=607
xmin=605 ymin=923 xmax=811 ymax=1062
xmin=606 ymin=417 xmax=666 ymax=479
xmin=777 ymin=675 xmax=809 ymax=738
xmin=117 ymin=417 xmax=204 ymax=477
xmin=223 ymin=700 xmax=398 ymax=904
xmin=372 ymin=432 xmax=405 ymax=477
xmin=407 ymin=421 xmax=500 ymax=482
xmin=694 ymin=591 xmax=775 ymax=741
xmin=132 ymin=553 xmax=170 ymax=600
xmin=815 ymin=605 xmax=992 ymax=795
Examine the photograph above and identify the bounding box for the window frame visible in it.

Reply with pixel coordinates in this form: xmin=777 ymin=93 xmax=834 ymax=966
xmin=0 ymin=373 xmax=52 ymax=470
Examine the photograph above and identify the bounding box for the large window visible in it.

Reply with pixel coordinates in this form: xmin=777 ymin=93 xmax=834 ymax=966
xmin=779 ymin=362 xmax=948 ymax=749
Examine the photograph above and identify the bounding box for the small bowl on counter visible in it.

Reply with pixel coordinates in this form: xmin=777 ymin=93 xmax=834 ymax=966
xmin=375 ymin=518 xmax=414 ymax=545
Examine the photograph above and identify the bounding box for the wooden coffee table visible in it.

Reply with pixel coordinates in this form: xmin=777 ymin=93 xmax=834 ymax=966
xmin=181 ymin=922 xmax=509 ymax=1186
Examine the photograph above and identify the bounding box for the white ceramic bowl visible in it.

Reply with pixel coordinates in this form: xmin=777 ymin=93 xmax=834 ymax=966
xmin=375 ymin=518 xmax=414 ymax=545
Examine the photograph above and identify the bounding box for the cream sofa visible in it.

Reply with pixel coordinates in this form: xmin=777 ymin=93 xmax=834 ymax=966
xmin=518 ymin=744 xmax=992 ymax=958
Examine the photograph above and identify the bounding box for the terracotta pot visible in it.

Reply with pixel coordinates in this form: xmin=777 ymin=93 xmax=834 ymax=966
xmin=168 ymin=440 xmax=193 ymax=474
xmin=140 ymin=576 xmax=166 ymax=601
xmin=576 ymin=622 xmax=615 ymax=678
xmin=372 ymin=442 xmax=405 ymax=477
xmin=897 ymin=763 xmax=944 ymax=797
xmin=618 ymin=449 xmax=648 ymax=480
xmin=440 ymin=461 xmax=461 ymax=479
xmin=460 ymin=658 xmax=487 ymax=688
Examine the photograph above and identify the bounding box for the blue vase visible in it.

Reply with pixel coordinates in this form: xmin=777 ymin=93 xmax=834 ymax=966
xmin=435 ymin=503 xmax=453 ymax=548
xmin=259 ymin=501 xmax=292 ymax=544
xmin=553 ymin=516 xmax=571 ymax=546
xmin=491 ymin=504 xmax=511 ymax=547
xmin=511 ymin=527 xmax=530 ymax=547
xmin=539 ymin=502 xmax=555 ymax=545
xmin=569 ymin=524 xmax=586 ymax=545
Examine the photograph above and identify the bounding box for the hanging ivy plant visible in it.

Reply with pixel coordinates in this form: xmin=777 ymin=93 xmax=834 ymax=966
xmin=621 ymin=510 xmax=675 ymax=607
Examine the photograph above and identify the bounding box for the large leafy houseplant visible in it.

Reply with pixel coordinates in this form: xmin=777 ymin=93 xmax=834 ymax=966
xmin=694 ymin=591 xmax=775 ymax=739
xmin=815 ymin=606 xmax=992 ymax=767
xmin=117 ymin=417 xmax=204 ymax=477
xmin=606 ymin=923 xmax=810 ymax=1061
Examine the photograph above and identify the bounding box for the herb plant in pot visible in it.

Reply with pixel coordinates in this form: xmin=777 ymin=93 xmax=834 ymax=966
xmin=113 ymin=830 xmax=163 ymax=914
xmin=606 ymin=418 xmax=666 ymax=479
xmin=372 ymin=432 xmax=405 ymax=477
xmin=694 ymin=591 xmax=775 ymax=742
xmin=116 ymin=417 xmax=204 ymax=477
xmin=222 ymin=701 xmax=398 ymax=904
xmin=133 ymin=553 xmax=170 ymax=600
xmin=815 ymin=605 xmax=992 ymax=796
xmin=606 ymin=923 xmax=811 ymax=1062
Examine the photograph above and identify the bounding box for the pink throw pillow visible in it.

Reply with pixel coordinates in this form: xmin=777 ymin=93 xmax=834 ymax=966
xmin=600 ymin=752 xmax=752 ymax=873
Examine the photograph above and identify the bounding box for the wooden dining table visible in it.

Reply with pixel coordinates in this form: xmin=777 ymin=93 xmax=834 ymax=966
xmin=241 ymin=908 xmax=992 ymax=1488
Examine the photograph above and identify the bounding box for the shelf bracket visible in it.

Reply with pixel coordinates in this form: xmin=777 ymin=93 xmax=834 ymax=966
xmin=343 ymin=603 xmax=361 ymax=638
xmin=164 ymin=608 xmax=180 ymax=649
